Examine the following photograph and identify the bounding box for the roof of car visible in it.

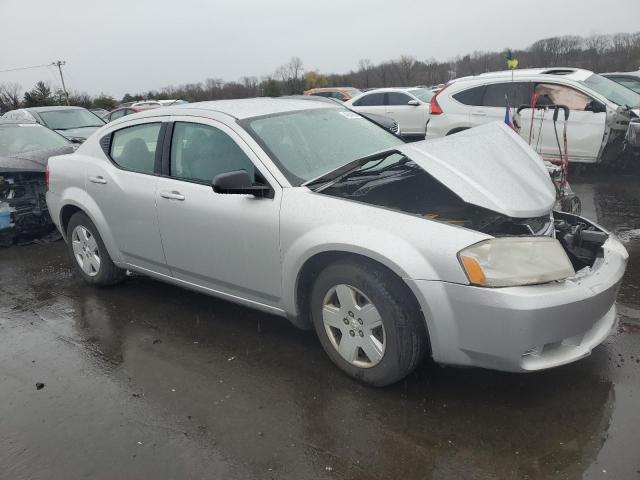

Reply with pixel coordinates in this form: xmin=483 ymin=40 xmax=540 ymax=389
xmin=0 ymin=119 xmax=37 ymax=126
xmin=25 ymin=106 xmax=87 ymax=112
xmin=602 ymin=71 xmax=640 ymax=78
xmin=452 ymin=67 xmax=594 ymax=84
xmin=166 ymin=97 xmax=339 ymax=120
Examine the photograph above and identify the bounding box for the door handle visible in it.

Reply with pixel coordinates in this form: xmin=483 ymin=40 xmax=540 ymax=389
xmin=88 ymin=176 xmax=107 ymax=184
xmin=471 ymin=111 xmax=487 ymax=116
xmin=160 ymin=190 xmax=185 ymax=201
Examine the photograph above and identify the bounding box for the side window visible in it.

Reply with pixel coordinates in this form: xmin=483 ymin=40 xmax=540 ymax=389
xmin=453 ymin=86 xmax=485 ymax=106
xmin=170 ymin=122 xmax=255 ymax=184
xmin=534 ymin=83 xmax=590 ymax=111
xmin=109 ymin=110 xmax=126 ymax=121
xmin=482 ymin=82 xmax=532 ymax=107
xmin=110 ymin=123 xmax=161 ymax=174
xmin=386 ymin=92 xmax=412 ymax=106
xmin=353 ymin=92 xmax=385 ymax=107
xmin=310 ymin=92 xmax=332 ymax=98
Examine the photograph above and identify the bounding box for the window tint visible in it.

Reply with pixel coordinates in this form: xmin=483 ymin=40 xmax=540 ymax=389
xmin=110 ymin=123 xmax=161 ymax=174
xmin=453 ymin=86 xmax=485 ymax=106
xmin=616 ymin=77 xmax=640 ymax=93
xmin=109 ymin=110 xmax=126 ymax=121
xmin=386 ymin=92 xmax=412 ymax=106
xmin=353 ymin=92 xmax=385 ymax=106
xmin=170 ymin=122 xmax=254 ymax=184
xmin=310 ymin=92 xmax=333 ymax=98
xmin=482 ymin=82 xmax=532 ymax=107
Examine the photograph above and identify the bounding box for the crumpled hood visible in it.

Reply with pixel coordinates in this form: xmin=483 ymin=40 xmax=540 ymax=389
xmin=56 ymin=126 xmax=100 ymax=141
xmin=398 ymin=122 xmax=556 ymax=218
xmin=0 ymin=145 xmax=75 ymax=173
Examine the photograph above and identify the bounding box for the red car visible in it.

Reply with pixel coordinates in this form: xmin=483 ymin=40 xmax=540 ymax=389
xmin=105 ymin=102 xmax=161 ymax=122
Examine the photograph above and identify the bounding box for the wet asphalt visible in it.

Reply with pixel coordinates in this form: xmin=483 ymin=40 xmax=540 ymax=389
xmin=1 ymin=172 xmax=639 ymax=480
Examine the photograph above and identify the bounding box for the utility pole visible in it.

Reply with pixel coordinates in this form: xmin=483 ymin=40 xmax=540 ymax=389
xmin=52 ymin=60 xmax=70 ymax=105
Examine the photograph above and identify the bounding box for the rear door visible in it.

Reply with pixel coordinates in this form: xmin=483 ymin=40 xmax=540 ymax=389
xmin=469 ymin=81 xmax=533 ymax=126
xmin=385 ymin=91 xmax=426 ymax=135
xmin=155 ymin=117 xmax=282 ymax=305
xmin=86 ymin=117 xmax=170 ymax=274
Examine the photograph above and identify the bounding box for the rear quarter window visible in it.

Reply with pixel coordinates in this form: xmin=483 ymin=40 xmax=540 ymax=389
xmin=109 ymin=123 xmax=162 ymax=174
xmin=452 ymin=86 xmax=485 ymax=106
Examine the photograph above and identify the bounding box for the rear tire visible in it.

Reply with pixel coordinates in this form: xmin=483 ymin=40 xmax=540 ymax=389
xmin=310 ymin=259 xmax=428 ymax=386
xmin=66 ymin=212 xmax=126 ymax=286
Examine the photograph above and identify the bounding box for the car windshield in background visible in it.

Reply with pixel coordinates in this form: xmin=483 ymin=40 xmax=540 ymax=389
xmin=347 ymin=88 xmax=362 ymax=98
xmin=0 ymin=124 xmax=70 ymax=156
xmin=243 ymin=108 xmax=404 ymax=185
xmin=580 ymin=74 xmax=640 ymax=108
xmin=408 ymin=88 xmax=434 ymax=103
xmin=38 ymin=109 xmax=105 ymax=130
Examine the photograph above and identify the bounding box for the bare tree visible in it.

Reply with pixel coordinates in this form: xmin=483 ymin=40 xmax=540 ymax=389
xmin=0 ymin=82 xmax=22 ymax=111
xmin=276 ymin=57 xmax=304 ymax=94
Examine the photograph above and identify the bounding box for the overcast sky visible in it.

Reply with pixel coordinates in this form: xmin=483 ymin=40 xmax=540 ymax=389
xmin=1 ymin=0 xmax=639 ymax=99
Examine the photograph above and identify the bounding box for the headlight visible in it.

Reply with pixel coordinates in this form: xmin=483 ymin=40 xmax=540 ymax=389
xmin=458 ymin=237 xmax=575 ymax=287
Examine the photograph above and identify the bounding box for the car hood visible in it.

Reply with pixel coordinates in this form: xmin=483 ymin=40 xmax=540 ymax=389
xmin=55 ymin=126 xmax=100 ymax=140
xmin=0 ymin=145 xmax=75 ymax=173
xmin=397 ymin=122 xmax=556 ymax=218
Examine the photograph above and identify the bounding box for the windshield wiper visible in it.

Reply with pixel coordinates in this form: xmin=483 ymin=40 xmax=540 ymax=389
xmin=302 ymin=149 xmax=405 ymax=190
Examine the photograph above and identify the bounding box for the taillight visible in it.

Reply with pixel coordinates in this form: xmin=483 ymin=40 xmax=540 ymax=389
xmin=45 ymin=163 xmax=50 ymax=191
xmin=430 ymin=83 xmax=450 ymax=115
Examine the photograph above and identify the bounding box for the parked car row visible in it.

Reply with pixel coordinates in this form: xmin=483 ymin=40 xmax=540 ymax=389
xmin=426 ymin=67 xmax=640 ymax=164
xmin=305 ymin=68 xmax=640 ymax=164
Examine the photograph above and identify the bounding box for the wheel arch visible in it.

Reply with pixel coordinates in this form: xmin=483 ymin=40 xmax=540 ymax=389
xmin=56 ymin=192 xmax=123 ymax=265
xmin=289 ymin=249 xmax=430 ymax=351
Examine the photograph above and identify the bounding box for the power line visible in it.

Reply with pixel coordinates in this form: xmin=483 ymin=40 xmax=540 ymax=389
xmin=0 ymin=63 xmax=52 ymax=74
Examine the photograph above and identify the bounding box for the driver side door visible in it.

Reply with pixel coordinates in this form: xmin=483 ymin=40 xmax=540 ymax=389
xmin=155 ymin=117 xmax=283 ymax=307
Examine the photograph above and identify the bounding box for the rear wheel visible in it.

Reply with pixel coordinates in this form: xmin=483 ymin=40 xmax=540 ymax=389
xmin=67 ymin=212 xmax=126 ymax=286
xmin=310 ymin=259 xmax=428 ymax=386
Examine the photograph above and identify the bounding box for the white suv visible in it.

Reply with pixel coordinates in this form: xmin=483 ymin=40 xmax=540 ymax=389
xmin=345 ymin=87 xmax=433 ymax=137
xmin=426 ymin=68 xmax=640 ymax=163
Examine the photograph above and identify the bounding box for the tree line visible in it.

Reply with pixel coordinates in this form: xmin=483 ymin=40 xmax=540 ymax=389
xmin=1 ymin=31 xmax=639 ymax=112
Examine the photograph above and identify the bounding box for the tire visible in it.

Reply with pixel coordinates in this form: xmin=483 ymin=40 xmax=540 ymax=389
xmin=66 ymin=212 xmax=126 ymax=286
xmin=310 ymin=259 xmax=428 ymax=387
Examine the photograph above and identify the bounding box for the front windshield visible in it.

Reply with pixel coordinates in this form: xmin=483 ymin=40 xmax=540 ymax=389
xmin=38 ymin=109 xmax=105 ymax=130
xmin=408 ymin=88 xmax=434 ymax=103
xmin=243 ymin=108 xmax=404 ymax=185
xmin=580 ymin=74 xmax=640 ymax=108
xmin=0 ymin=124 xmax=70 ymax=156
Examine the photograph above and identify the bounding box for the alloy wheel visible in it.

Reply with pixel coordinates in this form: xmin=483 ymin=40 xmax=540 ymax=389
xmin=71 ymin=225 xmax=101 ymax=277
xmin=322 ymin=284 xmax=386 ymax=368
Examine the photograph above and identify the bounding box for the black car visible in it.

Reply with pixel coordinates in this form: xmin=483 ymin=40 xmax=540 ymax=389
xmin=0 ymin=120 xmax=75 ymax=245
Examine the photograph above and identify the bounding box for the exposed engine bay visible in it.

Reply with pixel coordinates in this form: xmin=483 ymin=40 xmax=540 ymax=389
xmin=0 ymin=173 xmax=57 ymax=246
xmin=319 ymin=160 xmax=607 ymax=271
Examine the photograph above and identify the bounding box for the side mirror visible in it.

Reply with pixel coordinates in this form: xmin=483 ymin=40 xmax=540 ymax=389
xmin=212 ymin=170 xmax=273 ymax=198
xmin=407 ymin=99 xmax=420 ymax=106
xmin=586 ymin=100 xmax=606 ymax=113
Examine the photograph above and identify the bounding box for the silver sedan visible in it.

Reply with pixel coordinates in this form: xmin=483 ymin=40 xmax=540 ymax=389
xmin=46 ymin=98 xmax=628 ymax=386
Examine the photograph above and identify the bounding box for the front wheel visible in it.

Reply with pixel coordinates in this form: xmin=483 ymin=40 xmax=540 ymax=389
xmin=310 ymin=260 xmax=428 ymax=386
xmin=66 ymin=212 xmax=126 ymax=286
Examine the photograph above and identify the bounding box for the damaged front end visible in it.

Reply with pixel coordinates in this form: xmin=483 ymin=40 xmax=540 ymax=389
xmin=317 ymin=123 xmax=613 ymax=280
xmin=0 ymin=145 xmax=73 ymax=246
xmin=0 ymin=172 xmax=55 ymax=246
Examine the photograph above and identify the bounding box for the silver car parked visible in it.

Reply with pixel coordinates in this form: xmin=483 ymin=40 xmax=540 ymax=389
xmin=46 ymin=98 xmax=628 ymax=386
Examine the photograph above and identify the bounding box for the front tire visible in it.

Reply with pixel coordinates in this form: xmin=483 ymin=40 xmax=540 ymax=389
xmin=310 ymin=259 xmax=428 ymax=386
xmin=66 ymin=212 xmax=126 ymax=286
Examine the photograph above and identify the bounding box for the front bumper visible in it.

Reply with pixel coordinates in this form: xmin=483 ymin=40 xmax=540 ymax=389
xmin=408 ymin=236 xmax=628 ymax=372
